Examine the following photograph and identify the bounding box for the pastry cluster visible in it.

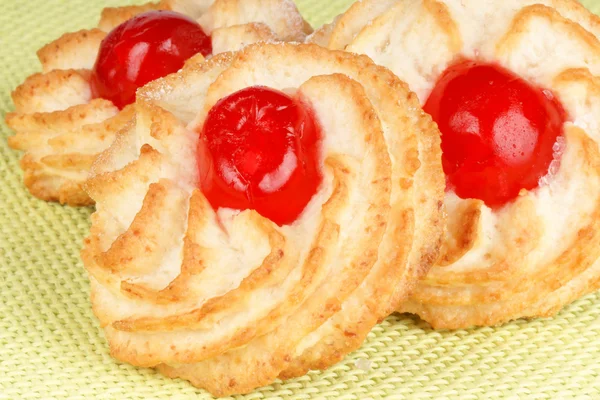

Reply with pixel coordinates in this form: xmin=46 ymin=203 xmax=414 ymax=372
xmin=6 ymin=0 xmax=600 ymax=396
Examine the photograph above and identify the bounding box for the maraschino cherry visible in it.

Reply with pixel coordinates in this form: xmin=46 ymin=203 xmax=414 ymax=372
xmin=424 ymin=60 xmax=566 ymax=207
xmin=198 ymin=86 xmax=322 ymax=226
xmin=91 ymin=11 xmax=212 ymax=109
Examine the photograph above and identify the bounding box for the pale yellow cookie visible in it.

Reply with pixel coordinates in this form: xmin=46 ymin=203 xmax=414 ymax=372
xmin=7 ymin=0 xmax=311 ymax=206
xmin=314 ymin=0 xmax=600 ymax=329
xmin=81 ymin=42 xmax=445 ymax=396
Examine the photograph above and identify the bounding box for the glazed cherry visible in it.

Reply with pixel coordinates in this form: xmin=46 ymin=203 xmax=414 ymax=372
xmin=198 ymin=86 xmax=322 ymax=226
xmin=91 ymin=11 xmax=212 ymax=109
xmin=424 ymin=60 xmax=567 ymax=207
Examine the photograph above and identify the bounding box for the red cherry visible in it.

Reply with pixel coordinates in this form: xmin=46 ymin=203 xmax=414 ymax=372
xmin=91 ymin=10 xmax=212 ymax=109
xmin=198 ymin=86 xmax=322 ymax=226
xmin=423 ymin=60 xmax=567 ymax=207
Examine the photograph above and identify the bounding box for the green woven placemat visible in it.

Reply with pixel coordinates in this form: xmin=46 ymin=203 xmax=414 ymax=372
xmin=2 ymin=1 xmax=600 ymax=399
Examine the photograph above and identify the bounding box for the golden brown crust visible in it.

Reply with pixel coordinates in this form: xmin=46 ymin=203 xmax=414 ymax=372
xmin=37 ymin=29 xmax=106 ymax=72
xmin=211 ymin=23 xmax=277 ymax=54
xmin=198 ymin=0 xmax=312 ymax=41
xmin=98 ymin=2 xmax=166 ymax=32
xmin=6 ymin=0 xmax=311 ymax=206
xmin=81 ymin=42 xmax=444 ymax=396
xmin=11 ymin=69 xmax=92 ymax=114
xmin=318 ymin=0 xmax=600 ymax=328
xmin=98 ymin=0 xmax=216 ymax=31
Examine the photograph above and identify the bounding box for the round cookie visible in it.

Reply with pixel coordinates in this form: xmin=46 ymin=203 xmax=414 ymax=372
xmin=81 ymin=42 xmax=445 ymax=396
xmin=313 ymin=0 xmax=600 ymax=328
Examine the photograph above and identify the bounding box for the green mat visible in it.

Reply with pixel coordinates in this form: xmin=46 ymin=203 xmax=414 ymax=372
xmin=2 ymin=0 xmax=600 ymax=399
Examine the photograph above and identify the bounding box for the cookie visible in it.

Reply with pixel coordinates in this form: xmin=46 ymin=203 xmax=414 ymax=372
xmin=314 ymin=0 xmax=600 ymax=328
xmin=81 ymin=42 xmax=444 ymax=395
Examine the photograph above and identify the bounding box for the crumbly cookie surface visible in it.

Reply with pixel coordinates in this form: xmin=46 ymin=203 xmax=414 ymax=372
xmin=81 ymin=42 xmax=444 ymax=396
xmin=6 ymin=0 xmax=311 ymax=206
xmin=314 ymin=0 xmax=600 ymax=328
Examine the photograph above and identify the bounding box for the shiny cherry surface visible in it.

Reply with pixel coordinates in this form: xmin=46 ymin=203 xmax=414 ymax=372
xmin=198 ymin=86 xmax=322 ymax=226
xmin=91 ymin=10 xmax=212 ymax=109
xmin=424 ymin=60 xmax=566 ymax=207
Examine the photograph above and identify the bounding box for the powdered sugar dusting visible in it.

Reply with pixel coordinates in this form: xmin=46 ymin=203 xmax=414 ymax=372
xmin=539 ymin=135 xmax=566 ymax=187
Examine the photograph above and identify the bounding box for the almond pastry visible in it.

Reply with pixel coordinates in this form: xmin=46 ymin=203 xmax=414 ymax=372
xmin=314 ymin=0 xmax=600 ymax=328
xmin=6 ymin=0 xmax=311 ymax=206
xmin=81 ymin=42 xmax=445 ymax=396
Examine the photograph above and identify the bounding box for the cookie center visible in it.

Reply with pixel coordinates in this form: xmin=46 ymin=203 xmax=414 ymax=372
xmin=198 ymin=86 xmax=323 ymax=226
xmin=424 ymin=60 xmax=567 ymax=207
xmin=91 ymin=10 xmax=212 ymax=109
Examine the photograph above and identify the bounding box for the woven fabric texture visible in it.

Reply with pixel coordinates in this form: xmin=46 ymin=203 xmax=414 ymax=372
xmin=2 ymin=0 xmax=600 ymax=399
